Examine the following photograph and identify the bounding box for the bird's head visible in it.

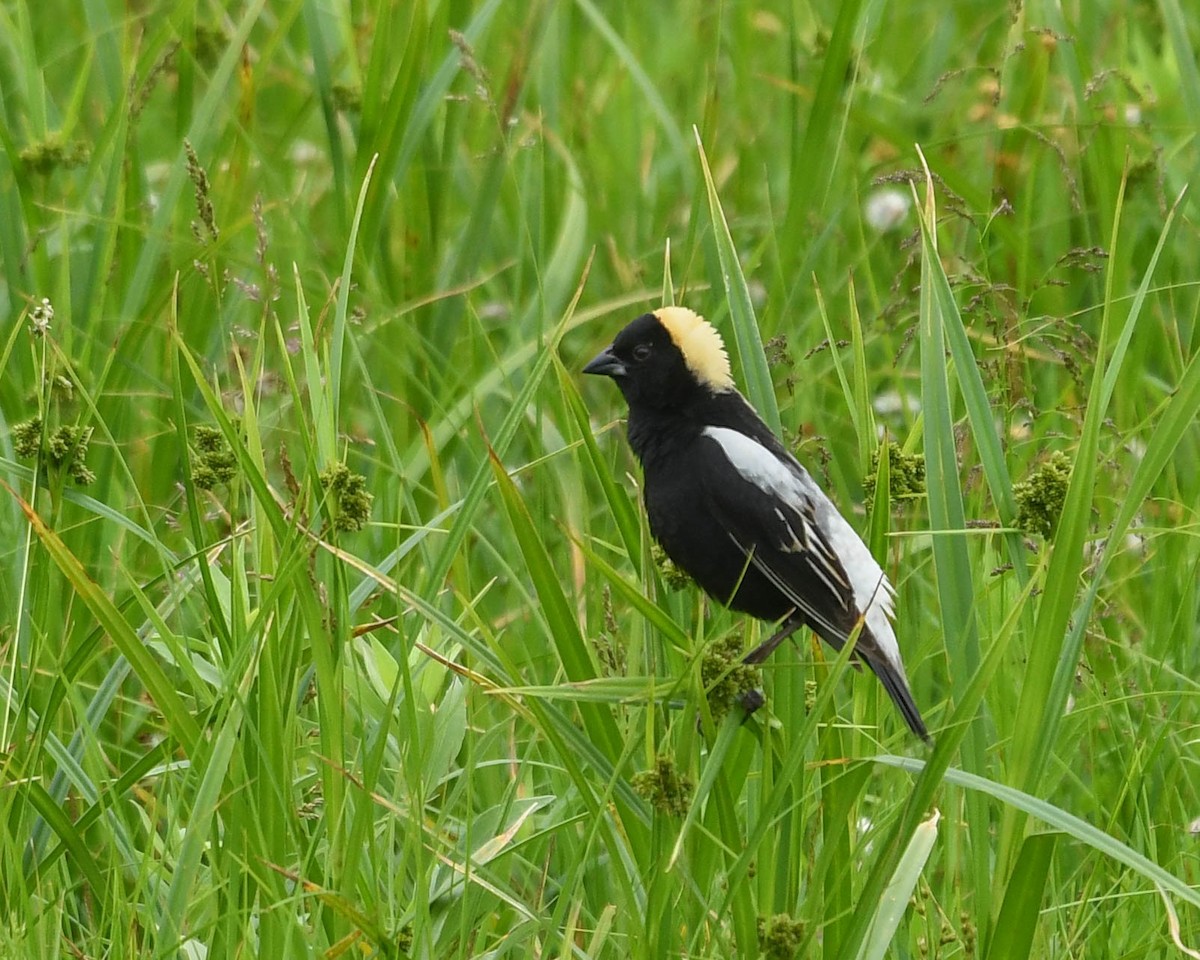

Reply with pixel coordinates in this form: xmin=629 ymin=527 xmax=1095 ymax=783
xmin=583 ymin=307 xmax=733 ymax=409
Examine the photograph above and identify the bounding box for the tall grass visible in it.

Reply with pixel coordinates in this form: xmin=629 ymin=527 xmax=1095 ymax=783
xmin=2 ymin=1 xmax=1198 ymax=958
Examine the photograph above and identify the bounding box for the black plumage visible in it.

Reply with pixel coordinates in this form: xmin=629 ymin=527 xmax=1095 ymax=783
xmin=585 ymin=307 xmax=930 ymax=742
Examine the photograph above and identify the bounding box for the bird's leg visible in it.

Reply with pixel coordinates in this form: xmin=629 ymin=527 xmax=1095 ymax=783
xmin=737 ymin=617 xmax=805 ymax=713
xmin=742 ymin=616 xmax=805 ymax=664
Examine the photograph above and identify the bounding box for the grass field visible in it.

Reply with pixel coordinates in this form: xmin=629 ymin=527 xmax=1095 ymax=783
xmin=2 ymin=1 xmax=1199 ymax=957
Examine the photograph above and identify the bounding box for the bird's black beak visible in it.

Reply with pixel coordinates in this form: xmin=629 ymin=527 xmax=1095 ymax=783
xmin=583 ymin=346 xmax=626 ymax=378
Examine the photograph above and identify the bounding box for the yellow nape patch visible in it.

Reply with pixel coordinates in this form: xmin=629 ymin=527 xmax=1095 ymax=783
xmin=654 ymin=306 xmax=733 ymax=391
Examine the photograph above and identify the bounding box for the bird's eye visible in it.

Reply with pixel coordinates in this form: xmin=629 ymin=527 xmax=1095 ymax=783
xmin=632 ymin=344 xmax=652 ymax=361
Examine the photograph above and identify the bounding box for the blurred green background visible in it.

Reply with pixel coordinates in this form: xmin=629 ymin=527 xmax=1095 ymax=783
xmin=2 ymin=1 xmax=1198 ymax=957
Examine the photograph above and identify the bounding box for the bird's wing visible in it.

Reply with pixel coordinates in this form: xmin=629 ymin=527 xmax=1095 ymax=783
xmin=698 ymin=426 xmax=897 ymax=658
xmin=700 ymin=425 xmax=929 ymax=742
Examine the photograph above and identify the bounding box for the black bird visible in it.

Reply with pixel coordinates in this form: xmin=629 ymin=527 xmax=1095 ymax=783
xmin=584 ymin=307 xmax=929 ymax=742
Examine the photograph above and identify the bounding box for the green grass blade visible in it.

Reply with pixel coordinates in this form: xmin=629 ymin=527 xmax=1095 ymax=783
xmin=909 ymin=168 xmax=997 ymax=946
xmin=119 ymin=0 xmax=268 ymax=324
xmin=816 ymin=279 xmax=862 ymax=455
xmin=488 ymin=449 xmax=623 ymax=762
xmin=717 ymin=626 xmax=875 ymax=918
xmin=667 ymin=710 xmax=741 ymax=869
xmin=1001 ymin=184 xmax=1183 ymax=869
xmin=355 ymin=0 xmax=424 ymax=245
xmin=857 ymin=810 xmax=940 ymax=960
xmin=866 ymin=434 xmax=892 ymax=562
xmin=1158 ymin=0 xmax=1200 ymax=131
xmin=847 ymin=279 xmax=877 ymax=474
xmin=330 ymin=156 xmax=378 ymax=423
xmin=555 ymin=357 xmax=643 ymax=568
xmin=159 ymin=660 xmax=253 ymax=954
xmin=573 ymin=0 xmax=688 ymax=174
xmin=19 ymin=779 xmax=108 ymax=907
xmin=986 ymin=832 xmax=1058 ymax=960
xmin=784 ymin=0 xmax=866 ymax=231
xmin=912 ymin=161 xmax=983 ymax=700
xmin=423 ymin=256 xmax=593 ymax=593
xmin=835 ymin=550 xmax=1043 ymax=960
xmin=293 ymin=265 xmax=336 ymax=467
xmin=4 ymin=481 xmax=201 ymax=754
xmin=301 ymin=0 xmax=349 ymax=226
xmin=695 ymin=128 xmax=779 ymax=432
xmin=919 ymin=186 xmax=1026 ymax=579
xmin=387 ymin=0 xmax=502 ymax=190
xmin=876 ymin=756 xmax=1200 ymax=912
xmin=572 ymin=535 xmax=691 ymax=652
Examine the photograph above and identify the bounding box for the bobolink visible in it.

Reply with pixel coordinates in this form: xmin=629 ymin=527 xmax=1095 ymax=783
xmin=585 ymin=307 xmax=930 ymax=742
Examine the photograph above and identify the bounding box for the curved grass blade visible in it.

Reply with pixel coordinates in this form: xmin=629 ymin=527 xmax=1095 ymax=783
xmin=875 ymin=755 xmax=1200 ymax=912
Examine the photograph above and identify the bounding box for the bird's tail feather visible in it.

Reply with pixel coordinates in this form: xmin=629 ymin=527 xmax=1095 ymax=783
xmin=865 ymin=654 xmax=931 ymax=744
xmin=744 ymin=618 xmax=931 ymax=743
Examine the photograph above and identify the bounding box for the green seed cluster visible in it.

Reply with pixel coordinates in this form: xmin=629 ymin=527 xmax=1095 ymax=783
xmin=12 ymin=418 xmax=42 ymax=460
xmin=630 ymin=755 xmax=692 ymax=816
xmin=13 ymin=417 xmax=95 ymax=485
xmin=193 ymin=23 xmax=227 ymax=68
xmin=652 ymin=542 xmax=694 ymax=591
xmin=863 ymin=440 xmax=926 ymax=511
xmin=19 ymin=135 xmax=90 ymax=174
xmin=47 ymin=426 xmax=95 ymax=484
xmin=193 ymin=425 xmax=237 ymax=490
xmin=320 ymin=463 xmax=374 ymax=532
xmin=332 ymin=82 xmax=362 ymax=113
xmin=1014 ymin=450 xmax=1071 ymax=538
xmin=701 ymin=632 xmax=761 ymax=722
xmin=758 ymin=913 xmax=804 ymax=960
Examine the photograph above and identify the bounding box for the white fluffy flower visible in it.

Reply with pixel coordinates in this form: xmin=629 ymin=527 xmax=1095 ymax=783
xmin=864 ymin=188 xmax=912 ymax=233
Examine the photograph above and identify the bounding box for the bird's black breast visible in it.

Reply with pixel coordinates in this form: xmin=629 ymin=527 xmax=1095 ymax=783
xmin=632 ymin=417 xmax=796 ymax=623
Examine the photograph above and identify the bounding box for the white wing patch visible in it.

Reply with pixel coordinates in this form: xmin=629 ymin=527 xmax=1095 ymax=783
xmin=702 ymin=425 xmax=799 ymax=500
xmin=702 ymin=425 xmax=903 ymax=674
